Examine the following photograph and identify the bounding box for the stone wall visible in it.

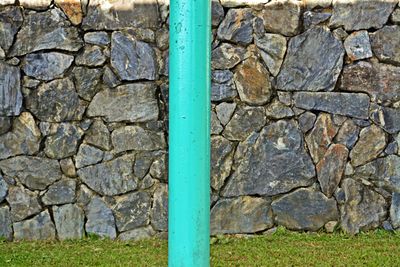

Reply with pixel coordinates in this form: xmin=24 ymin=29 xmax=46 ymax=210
xmin=0 ymin=0 xmax=400 ymax=241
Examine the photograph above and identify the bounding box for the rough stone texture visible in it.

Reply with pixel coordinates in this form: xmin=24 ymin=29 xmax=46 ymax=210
xmin=0 ymin=6 xmax=23 ymax=53
xmin=72 ymin=67 xmax=103 ymax=101
xmin=76 ymin=45 xmax=107 ymax=67
xmin=0 ymin=61 xmax=22 ymax=116
xmin=303 ymin=11 xmax=331 ymax=30
xmin=0 ymin=117 xmax=11 ymax=135
xmin=84 ymin=32 xmax=110 ymax=46
xmin=54 ymin=0 xmax=83 ymax=25
xmin=255 ymin=33 xmax=287 ymax=76
xmin=343 ymin=31 xmax=373 ymax=61
xmin=222 ymin=120 xmax=315 ymax=197
xmin=221 ymin=0 xmax=268 ymax=7
xmin=216 ymin=102 xmax=236 ymax=126
xmin=6 ymin=186 xmax=41 ymax=222
xmin=45 ymin=123 xmax=84 ymax=159
xmin=392 ymin=8 xmax=400 ymax=24
xmin=262 ymin=0 xmax=302 ymax=36
xmin=85 ymin=197 xmax=116 ymax=239
xmin=271 ymin=188 xmax=338 ymax=231
xmin=85 ymin=120 xmax=111 ymax=151
xmin=234 ymin=57 xmax=272 ymax=105
xmin=217 ymin=8 xmax=253 ymax=45
xmin=0 ymin=206 xmax=12 ymax=240
xmin=13 ymin=211 xmax=56 ymax=241
xmin=340 ymin=179 xmax=387 ymax=234
xmin=42 ymin=179 xmax=76 ymax=206
xmin=298 ymin=111 xmax=316 ymax=133
xmin=60 ymin=158 xmax=77 ymax=177
xmin=212 ymin=70 xmax=237 ymax=101
xmin=391 ymin=192 xmax=400 ymax=229
xmin=211 ymin=43 xmax=247 ymax=69
xmin=0 ymin=176 xmax=7 ymax=202
xmin=0 ymin=157 xmax=61 ymax=190
xmin=212 ymin=0 xmax=224 ymax=26
xmin=87 ymin=83 xmax=158 ymax=123
xmin=265 ymin=100 xmax=294 ymax=119
xmin=370 ymin=105 xmax=400 ymax=134
xmin=276 ymin=27 xmax=344 ymax=92
xmin=350 ymin=125 xmax=387 ymax=167
xmin=53 ymin=204 xmax=85 ymax=240
xmin=329 ymin=0 xmax=397 ymax=31
xmin=316 ymin=144 xmax=349 ymax=197
xmin=75 ymin=144 xmax=104 ymax=169
xmin=211 ymin=196 xmax=273 ymax=234
xmin=19 ymin=0 xmax=52 ymax=10
xmin=211 ymin=136 xmax=234 ymax=191
xmin=293 ymin=92 xmax=370 ymax=119
xmin=151 ymin=184 xmax=168 ymax=231
xmin=334 ymin=119 xmax=360 ymax=149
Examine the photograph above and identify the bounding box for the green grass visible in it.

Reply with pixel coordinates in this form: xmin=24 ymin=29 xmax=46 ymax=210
xmin=1 ymin=228 xmax=400 ymax=266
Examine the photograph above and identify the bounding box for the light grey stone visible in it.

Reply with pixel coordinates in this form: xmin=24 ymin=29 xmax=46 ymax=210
xmin=13 ymin=211 xmax=56 ymax=241
xmin=391 ymin=192 xmax=400 ymax=228
xmin=343 ymin=31 xmax=372 ymax=61
xmin=84 ymin=31 xmax=110 ymax=46
xmin=221 ymin=0 xmax=268 ymax=7
xmin=255 ymin=33 xmax=287 ymax=76
xmin=118 ymin=226 xmax=156 ymax=241
xmin=45 ymin=123 xmax=84 ymax=159
xmin=6 ymin=186 xmax=41 ymax=222
xmin=211 ymin=136 xmax=234 ymax=191
xmin=216 ymin=102 xmax=236 ymax=126
xmin=0 ymin=206 xmax=12 ymax=240
xmin=85 ymin=197 xmax=116 ymax=239
xmin=149 ymin=153 xmax=167 ymax=182
xmin=151 ymin=184 xmax=168 ymax=231
xmin=75 ymin=144 xmax=104 ymax=169
xmin=53 ymin=204 xmax=84 ymax=240
xmin=42 ymin=179 xmax=76 ymax=206
xmin=0 ymin=175 xmax=7 ymax=202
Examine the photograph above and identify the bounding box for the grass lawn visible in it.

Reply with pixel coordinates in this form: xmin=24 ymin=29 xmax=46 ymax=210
xmin=1 ymin=228 xmax=400 ymax=266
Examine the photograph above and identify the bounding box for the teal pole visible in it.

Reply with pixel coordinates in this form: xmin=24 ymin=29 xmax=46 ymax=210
xmin=168 ymin=0 xmax=211 ymax=265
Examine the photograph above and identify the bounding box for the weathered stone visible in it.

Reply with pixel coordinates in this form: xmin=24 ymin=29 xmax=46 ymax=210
xmin=10 ymin=9 xmax=83 ymax=56
xmin=72 ymin=67 xmax=103 ymax=101
xmin=75 ymin=144 xmax=104 ymax=169
xmin=0 ymin=175 xmax=7 ymax=202
xmin=112 ymin=126 xmax=166 ymax=154
xmin=211 ymin=196 xmax=273 ymax=234
xmin=217 ymin=8 xmax=253 ymax=45
xmin=317 ymin=144 xmax=349 ymax=197
xmin=82 ymin=0 xmax=160 ymax=30
xmin=19 ymin=0 xmax=52 ymax=10
xmin=391 ymin=192 xmax=400 ymax=229
xmin=84 ymin=31 xmax=110 ymax=46
xmin=276 ymin=28 xmax=344 ymax=92
xmin=6 ymin=186 xmax=41 ymax=222
xmin=75 ymin=45 xmax=107 ymax=67
xmin=60 ymin=158 xmax=77 ymax=177
xmin=0 ymin=117 xmax=11 ymax=135
xmin=385 ymin=141 xmax=398 ymax=155
xmin=151 ymin=184 xmax=168 ymax=231
xmin=343 ymin=31 xmax=372 ymax=61
xmin=334 ymin=119 xmax=359 ymax=149
xmin=325 ymin=221 xmax=338 ymax=233
xmin=298 ymin=111 xmax=316 ymax=133
xmin=42 ymin=179 xmax=76 ymax=206
xmin=272 ymin=188 xmax=338 ymax=231
xmin=0 ymin=157 xmax=61 ymax=190
xmin=262 ymin=0 xmax=302 ymax=36
xmin=354 ymin=155 xmax=400 ymax=193
xmin=234 ymin=57 xmax=272 ymax=105
xmin=392 ymin=8 xmax=400 ymax=24
xmin=350 ymin=125 xmax=387 ymax=167
xmin=340 ymin=178 xmax=387 ymax=234
xmin=212 ymin=0 xmax=224 ymax=26
xmin=221 ymin=0 xmax=268 ymax=7
xmin=87 ymin=83 xmax=159 ymax=123
xmin=53 ymin=204 xmax=84 ymax=240
xmin=340 ymin=61 xmax=400 ymax=104
xmin=113 ymin=192 xmax=151 ymax=232
xmin=211 ymin=110 xmax=223 ymax=135
xmin=293 ymin=92 xmax=370 ymax=119
xmin=55 ymin=0 xmax=83 ymax=25
xmin=216 ymin=102 xmax=236 ymax=126
xmin=370 ymin=105 xmax=400 ymax=134
xmin=111 ymin=32 xmax=156 ymax=81
xmin=223 ymin=106 xmax=266 ymax=141
xmin=329 ymin=0 xmax=397 ymax=31
xmin=223 ymin=120 xmax=315 ymax=196
xmin=0 ymin=206 xmax=12 ymax=240
xmin=0 ymin=6 xmax=23 ymax=53
xmin=118 ymin=226 xmax=156 ymax=241
xmin=0 ymin=112 xmax=41 ymax=160
xmin=13 ymin=211 xmax=56 ymax=241
xmin=85 ymin=197 xmax=116 ymax=239
xmin=103 ymin=65 xmax=121 ymax=88
xmin=45 ymin=123 xmax=84 ymax=159
xmin=23 ymin=52 xmax=74 ymax=81
xmin=0 ymin=61 xmax=22 ymax=116
xmin=303 ymin=11 xmax=332 ymax=30
xmin=255 ymin=33 xmax=287 ymax=76
xmin=78 ymin=155 xmax=137 ymax=196
xmin=211 ymin=43 xmax=247 ymax=69
xmin=149 ymin=153 xmax=167 ymax=181
xmin=265 ymin=100 xmax=294 ymax=119
xmin=306 ymin=113 xmax=338 ymax=164
xmin=211 ymin=136 xmax=234 ymax=191
xmin=370 ymin=25 xmax=400 ymax=65
xmin=211 ymin=70 xmax=237 ymax=101
xmin=303 ymin=0 xmax=332 ymax=10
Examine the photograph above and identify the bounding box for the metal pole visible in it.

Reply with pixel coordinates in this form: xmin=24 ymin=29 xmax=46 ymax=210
xmin=168 ymin=0 xmax=211 ymax=265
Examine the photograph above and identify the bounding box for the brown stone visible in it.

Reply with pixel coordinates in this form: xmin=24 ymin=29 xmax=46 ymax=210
xmin=55 ymin=0 xmax=83 ymax=25
xmin=262 ymin=0 xmax=302 ymax=36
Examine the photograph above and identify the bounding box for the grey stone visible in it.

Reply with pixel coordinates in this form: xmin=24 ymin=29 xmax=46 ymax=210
xmin=255 ymin=33 xmax=287 ymax=76
xmin=60 ymin=158 xmax=77 ymax=178
xmin=26 ymin=78 xmax=86 ymax=122
xmin=134 ymin=153 xmax=154 ymax=179
xmin=22 ymin=52 xmax=74 ymax=81
xmin=325 ymin=221 xmax=338 ymax=233
xmin=223 ymin=106 xmax=266 ymax=141
xmin=234 ymin=57 xmax=272 ymax=105
xmin=76 ymin=45 xmax=107 ymax=67
xmin=383 ymin=220 xmax=394 ymax=231
xmin=272 ymin=188 xmax=338 ymax=231
xmin=333 ymin=27 xmax=349 ymax=40
xmin=111 ymin=32 xmax=157 ymax=81
xmin=216 ymin=102 xmax=236 ymax=126
xmin=151 ymin=184 xmax=168 ymax=231
xmin=334 ymin=119 xmax=360 ymax=149
xmin=303 ymin=0 xmax=332 ymax=10
xmin=385 ymin=142 xmax=398 ymax=155
xmin=85 ymin=120 xmax=111 ymax=151
xmin=72 ymin=67 xmax=103 ymax=101
xmin=222 ymin=120 xmax=315 ymax=197
xmin=84 ymin=31 xmax=110 ymax=46
xmin=6 ymin=186 xmax=41 ymax=222
xmin=211 ymin=196 xmax=273 ymax=234
xmin=253 ymin=17 xmax=265 ymax=38
xmin=118 ymin=226 xmax=156 ymax=241
xmin=113 ymin=192 xmax=151 ymax=232
xmin=350 ymin=125 xmax=387 ymax=167
xmin=340 ymin=61 xmax=400 ymax=104
xmin=0 ymin=6 xmax=23 ymax=53
xmin=140 ymin=174 xmax=155 ymax=190
xmin=42 ymin=179 xmax=76 ymax=206
xmin=87 ymin=83 xmax=159 ymax=123
xmin=149 ymin=153 xmax=167 ymax=182
xmin=211 ymin=110 xmax=223 ymax=135
xmin=45 ymin=123 xmax=84 ymax=159
xmin=10 ymin=9 xmax=83 ymax=56
xmin=298 ymin=111 xmax=316 ymax=133
xmin=211 ymin=43 xmax=247 ymax=69
xmin=53 ymin=204 xmax=85 ymax=240
xmin=112 ymin=126 xmax=166 ymax=154
xmin=343 ymin=31 xmax=373 ymax=61
xmin=82 ymin=0 xmax=160 ymax=30
xmin=103 ymin=66 xmax=121 ymax=88
xmin=76 ymin=184 xmax=94 ymax=208
xmin=211 ymin=84 xmax=237 ymax=102
xmin=391 ymin=8 xmax=400 ymax=24
xmin=23 ymin=77 xmax=41 ymax=89
xmin=78 ymin=155 xmax=137 ymax=196
xmin=265 ymin=100 xmax=294 ymax=119
xmin=370 ymin=105 xmax=400 ymax=134
xmin=329 ymin=0 xmax=397 ymax=31
xmin=217 ymin=8 xmax=253 ymax=45
xmin=212 ymin=0 xmax=224 ymax=26
xmin=277 ymin=92 xmax=292 ymax=106
xmin=0 ymin=61 xmax=22 ymax=116
xmin=211 ymin=136 xmax=234 ymax=191
xmin=13 ymin=211 xmax=56 ymax=241
xmin=316 ymin=144 xmax=349 ymax=197
xmin=262 ymin=0 xmax=302 ymax=36
xmin=303 ymin=11 xmax=332 ymax=30
xmin=0 ymin=206 xmax=12 ymax=240
xmin=85 ymin=197 xmax=116 ymax=239
xmin=0 ymin=175 xmax=7 ymax=202
xmin=75 ymin=144 xmax=104 ymax=169
xmin=391 ymin=192 xmax=400 ymax=228
xmin=276 ymin=27 xmax=344 ymax=92
xmin=293 ymin=92 xmax=370 ymax=119
xmin=340 ymin=178 xmax=387 ymax=234
xmin=221 ymin=0 xmax=268 ymax=7
xmin=0 ymin=156 xmax=61 ymax=190
xmin=0 ymin=117 xmax=11 ymax=135
xmin=0 ymin=112 xmax=41 ymax=160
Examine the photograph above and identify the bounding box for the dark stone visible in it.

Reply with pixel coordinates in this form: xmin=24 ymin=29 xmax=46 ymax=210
xmin=0 ymin=117 xmax=11 ymax=135
xmin=85 ymin=197 xmax=116 ymax=239
xmin=211 ymin=136 xmax=234 ymax=191
xmin=6 ymin=186 xmax=41 ymax=222
xmin=265 ymin=100 xmax=294 ymax=119
xmin=334 ymin=119 xmax=360 ymax=149
xmin=151 ymin=184 xmax=168 ymax=231
xmin=391 ymin=192 xmax=400 ymax=229
xmin=0 ymin=61 xmax=22 ymax=116
xmin=42 ymin=179 xmax=76 ymax=206
xmin=370 ymin=105 xmax=400 ymax=134
xmin=118 ymin=226 xmax=155 ymax=241
xmin=217 ymin=8 xmax=253 ymax=45
xmin=298 ymin=111 xmax=316 ymax=133
xmin=303 ymin=11 xmax=332 ymax=30
xmin=76 ymin=45 xmax=107 ymax=67
xmin=0 ymin=175 xmax=7 ymax=202
xmin=0 ymin=206 xmax=12 ymax=240
xmin=45 ymin=123 xmax=84 ymax=159
xmin=212 ymin=0 xmax=224 ymax=26
xmin=75 ymin=144 xmax=104 ymax=169
xmin=85 ymin=120 xmax=111 ymax=151
xmin=343 ymin=31 xmax=373 ymax=61
xmin=255 ymin=33 xmax=287 ymax=76
xmin=0 ymin=6 xmax=23 ymax=53
xmin=60 ymin=158 xmax=77 ymax=178
xmin=211 ymin=70 xmax=237 ymax=101
xmin=211 ymin=43 xmax=247 ymax=70
xmin=72 ymin=67 xmax=103 ymax=101
xmin=13 ymin=211 xmax=56 ymax=241
xmin=53 ymin=204 xmax=85 ymax=240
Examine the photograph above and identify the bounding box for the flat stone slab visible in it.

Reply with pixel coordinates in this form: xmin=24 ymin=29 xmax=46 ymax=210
xmin=0 ymin=61 xmax=21 ymax=116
